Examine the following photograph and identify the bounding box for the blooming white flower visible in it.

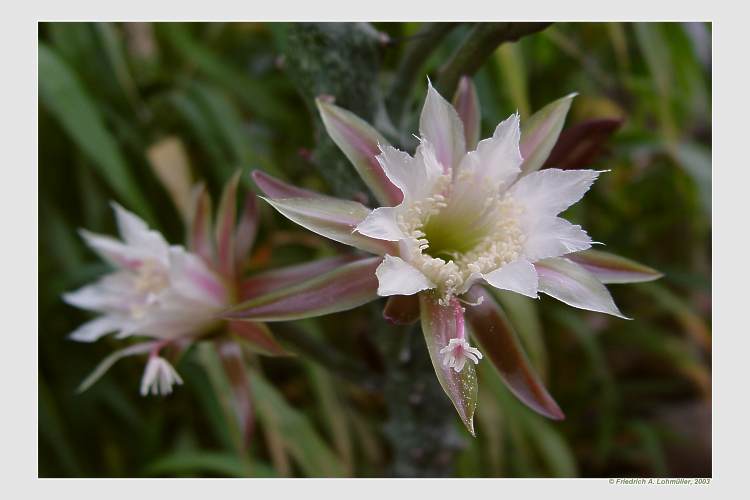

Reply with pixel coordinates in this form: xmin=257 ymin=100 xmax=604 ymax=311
xmin=244 ymin=79 xmax=651 ymax=430
xmin=64 ymin=203 xmax=230 ymax=343
xmin=358 ymin=84 xmax=603 ymax=311
xmin=140 ymin=355 xmax=184 ymax=396
xmin=64 ymin=203 xmax=231 ymax=395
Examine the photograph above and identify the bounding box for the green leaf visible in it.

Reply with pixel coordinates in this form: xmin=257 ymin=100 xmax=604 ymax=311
xmin=145 ymin=451 xmax=274 ymax=477
xmin=38 ymin=43 xmax=153 ymax=220
xmin=252 ymin=371 xmax=347 ymax=477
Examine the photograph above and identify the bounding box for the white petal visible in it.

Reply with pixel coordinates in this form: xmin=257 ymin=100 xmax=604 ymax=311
xmin=458 ymin=113 xmax=522 ymax=189
xmin=354 ymin=206 xmax=405 ymax=241
xmin=419 ymin=81 xmax=466 ymax=171
xmin=111 ymin=203 xmax=169 ymax=262
xmin=375 ymin=255 xmax=435 ymax=296
xmin=510 ymin=168 xmax=601 ymax=216
xmin=522 ymin=217 xmax=593 ymax=262
xmin=79 ymin=230 xmax=143 ymax=270
xmin=377 ymin=143 xmax=443 ymax=203
xmin=68 ymin=315 xmax=124 ymax=342
xmin=483 ymin=258 xmax=539 ymax=298
xmin=535 ymin=257 xmax=629 ymax=319
xmin=63 ymin=272 xmax=138 ymax=313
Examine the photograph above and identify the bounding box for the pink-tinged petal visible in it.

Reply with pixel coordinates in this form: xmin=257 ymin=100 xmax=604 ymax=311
xmin=543 ymin=117 xmax=624 ymax=169
xmin=534 ymin=257 xmax=629 ymax=319
xmin=522 ymin=217 xmax=593 ymax=262
xmin=354 ymin=206 xmax=405 ymax=242
xmin=420 ymin=81 xmax=466 ymax=171
xmin=261 ymin=196 xmax=396 ymax=255
xmin=215 ymin=171 xmax=241 ymax=278
xmin=519 ymin=93 xmax=577 ymax=175
xmin=375 ymin=255 xmax=435 ymax=296
xmin=79 ymin=229 xmax=142 ymax=270
xmin=464 ymin=287 xmax=564 ymax=420
xmin=483 ymin=258 xmax=539 ymax=298
xmin=382 ymin=294 xmax=420 ymax=325
xmin=510 ymin=168 xmax=600 ymax=217
xmin=77 ymin=341 xmax=156 ymax=393
xmin=566 ymin=249 xmax=663 ymax=284
xmin=452 ymin=76 xmax=481 ymax=151
xmin=252 ymin=170 xmax=320 ymax=199
xmin=239 ymin=255 xmax=358 ymax=301
xmin=223 ymin=257 xmax=382 ymax=322
xmin=168 ymin=247 xmax=228 ymax=307
xmin=234 ymin=191 xmax=259 ymax=272
xmin=215 ymin=339 xmax=255 ymax=449
xmin=316 ymin=98 xmax=403 ymax=206
xmin=67 ymin=315 xmax=124 ymax=342
xmin=419 ymin=294 xmax=478 ymax=435
xmin=188 ymin=183 xmax=215 ymax=265
xmin=229 ymin=321 xmax=292 ymax=357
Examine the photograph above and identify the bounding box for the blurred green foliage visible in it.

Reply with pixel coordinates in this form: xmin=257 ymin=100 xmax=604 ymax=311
xmin=38 ymin=22 xmax=711 ymax=477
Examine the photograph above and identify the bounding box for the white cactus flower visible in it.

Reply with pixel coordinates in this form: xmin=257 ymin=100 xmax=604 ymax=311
xmin=64 ymin=203 xmax=230 ymax=343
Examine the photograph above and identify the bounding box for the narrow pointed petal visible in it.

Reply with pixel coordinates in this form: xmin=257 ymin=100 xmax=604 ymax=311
xmin=234 ymin=191 xmax=259 ymax=272
xmin=420 ymin=81 xmax=466 ymax=171
xmin=452 ymin=76 xmax=481 ymax=151
xmin=224 ymin=257 xmax=382 ymax=322
xmin=458 ymin=113 xmax=522 ymax=190
xmin=215 ymin=339 xmax=255 ymax=449
xmin=566 ymin=250 xmax=663 ymax=284
xmin=252 ymin=170 xmax=320 ymax=199
xmin=522 ymin=217 xmax=593 ymax=262
xmin=355 ymin=206 xmax=404 ymax=241
xmin=375 ymin=255 xmax=435 ymax=296
xmin=383 ymin=294 xmax=421 ymax=325
xmin=534 ymin=257 xmax=629 ymax=319
xmin=419 ymin=294 xmax=478 ymax=435
xmin=261 ymin=196 xmax=395 ymax=255
xmin=229 ymin=321 xmax=292 ymax=357
xmin=376 ymin=143 xmax=443 ymax=203
xmin=188 ymin=183 xmax=215 ymax=265
xmin=111 ymin=202 xmax=168 ymax=256
xmin=520 ymin=93 xmax=576 ymax=175
xmin=79 ymin=229 xmax=142 ymax=270
xmin=463 ymin=287 xmax=564 ymax=420
xmin=543 ymin=117 xmax=624 ymax=169
xmin=239 ymin=255 xmax=358 ymax=301
xmin=483 ymin=258 xmax=539 ymax=298
xmin=316 ymin=98 xmax=402 ymax=206
xmin=510 ymin=168 xmax=600 ymax=217
xmin=67 ymin=315 xmax=123 ymax=342
xmin=215 ymin=171 xmax=241 ymax=277
xmin=77 ymin=342 xmax=156 ymax=393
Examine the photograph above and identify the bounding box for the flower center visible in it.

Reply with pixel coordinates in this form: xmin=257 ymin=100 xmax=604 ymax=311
xmin=130 ymin=259 xmax=169 ymax=319
xmin=397 ymin=176 xmax=525 ymax=304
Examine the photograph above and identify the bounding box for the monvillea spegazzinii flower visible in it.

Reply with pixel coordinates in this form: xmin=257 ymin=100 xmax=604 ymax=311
xmin=226 ymin=79 xmax=661 ymax=434
xmin=64 ymin=172 xmax=309 ymax=406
